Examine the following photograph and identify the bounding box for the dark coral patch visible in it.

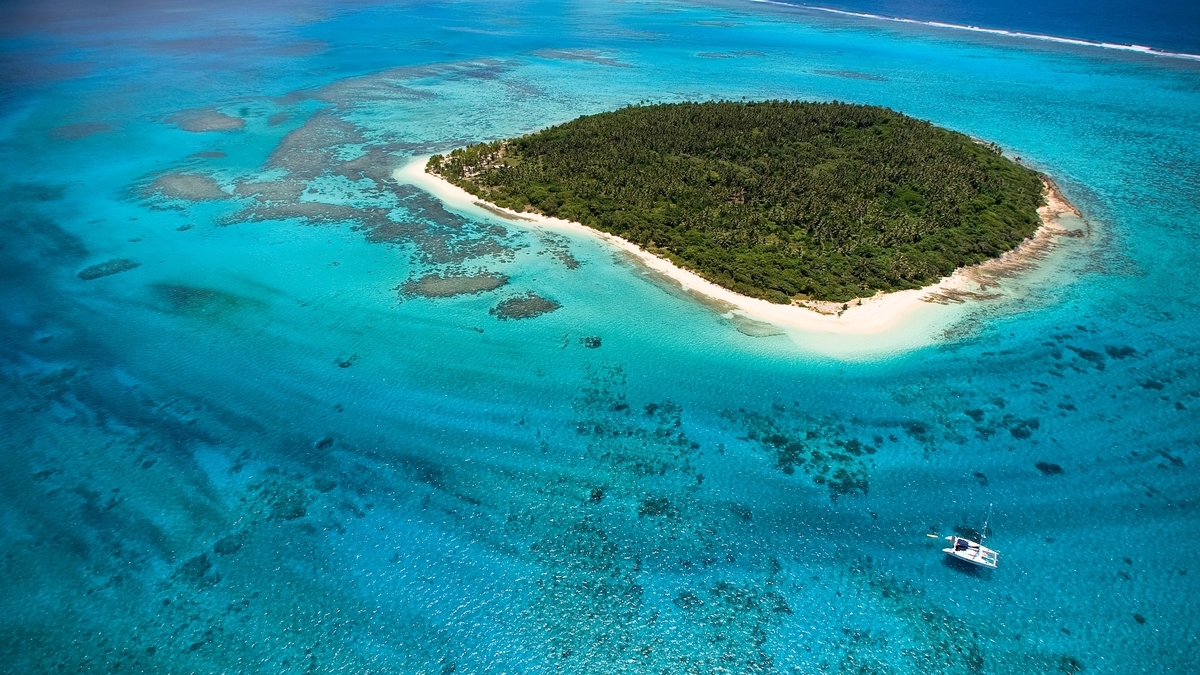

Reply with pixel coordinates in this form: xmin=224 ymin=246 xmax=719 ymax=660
xmin=814 ymin=69 xmax=888 ymax=81
xmin=145 ymin=170 xmax=229 ymax=199
xmin=1067 ymin=346 xmax=1105 ymax=370
xmin=270 ymin=491 xmax=308 ymax=520
xmin=177 ymin=553 xmax=212 ymax=581
xmin=168 ymin=107 xmax=245 ymax=132
xmin=1060 ymin=655 xmax=1085 ymax=673
xmin=901 ymin=421 xmax=930 ymax=439
xmin=530 ymin=48 xmax=630 ymax=68
xmin=50 ymin=121 xmax=115 ymax=140
xmin=402 ymin=272 xmax=508 ymax=298
xmin=637 ymin=496 xmax=675 ymax=518
xmin=490 ymin=292 xmax=560 ymax=320
xmin=1104 ymin=345 xmax=1137 ymax=359
xmin=731 ymin=409 xmax=870 ymax=499
xmin=1008 ymin=417 xmax=1039 ymax=439
xmin=723 ymin=505 xmax=750 ymax=524
xmin=154 ymin=284 xmax=259 ymax=318
xmin=78 ymin=258 xmax=139 ymax=280
xmin=213 ymin=531 xmax=248 ymax=556
xmin=1035 ymin=461 xmax=1064 ymax=475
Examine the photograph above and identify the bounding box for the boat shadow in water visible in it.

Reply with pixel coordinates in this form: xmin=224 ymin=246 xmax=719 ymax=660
xmin=941 ymin=555 xmax=993 ymax=577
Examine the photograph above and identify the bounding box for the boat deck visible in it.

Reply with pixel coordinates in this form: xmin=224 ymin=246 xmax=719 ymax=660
xmin=943 ymin=536 xmax=999 ymax=568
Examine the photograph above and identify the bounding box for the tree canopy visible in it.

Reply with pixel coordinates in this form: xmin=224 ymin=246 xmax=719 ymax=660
xmin=427 ymin=101 xmax=1045 ymax=302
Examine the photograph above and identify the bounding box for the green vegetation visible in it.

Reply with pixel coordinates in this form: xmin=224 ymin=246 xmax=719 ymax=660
xmin=427 ymin=101 xmax=1045 ymax=302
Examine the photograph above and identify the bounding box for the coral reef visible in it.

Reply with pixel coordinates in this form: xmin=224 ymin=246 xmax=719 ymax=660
xmin=490 ymin=292 xmax=560 ymax=320
xmin=78 ymin=258 xmax=139 ymax=280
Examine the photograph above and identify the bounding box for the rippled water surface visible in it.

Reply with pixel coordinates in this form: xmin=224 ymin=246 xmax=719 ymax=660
xmin=1 ymin=1 xmax=1198 ymax=672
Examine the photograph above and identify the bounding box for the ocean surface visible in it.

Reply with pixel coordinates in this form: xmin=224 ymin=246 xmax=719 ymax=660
xmin=770 ymin=0 xmax=1200 ymax=55
xmin=1 ymin=0 xmax=1198 ymax=673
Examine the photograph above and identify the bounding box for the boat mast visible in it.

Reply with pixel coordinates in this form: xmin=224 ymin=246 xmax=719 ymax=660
xmin=982 ymin=503 xmax=992 ymax=544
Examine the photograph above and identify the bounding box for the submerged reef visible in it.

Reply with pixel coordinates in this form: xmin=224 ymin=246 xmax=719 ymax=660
xmin=167 ymin=107 xmax=246 ymax=132
xmin=146 ymin=173 xmax=229 ymax=201
xmin=78 ymin=258 xmax=139 ymax=280
xmin=696 ymin=50 xmax=766 ymax=58
xmin=490 ymin=292 xmax=560 ymax=320
xmin=529 ymin=48 xmax=630 ymax=68
xmin=214 ymin=107 xmax=520 ymax=269
xmin=1036 ymin=461 xmax=1065 ymax=475
xmin=848 ymin=559 xmax=989 ymax=673
xmin=50 ymin=121 xmax=115 ymax=140
xmin=815 ymin=68 xmax=889 ymax=81
xmin=505 ymin=365 xmax=795 ymax=673
xmin=153 ymin=284 xmax=263 ymax=319
xmin=536 ymin=231 xmax=580 ymax=269
xmin=402 ymin=272 xmax=508 ymax=298
xmin=730 ymin=407 xmax=873 ymax=500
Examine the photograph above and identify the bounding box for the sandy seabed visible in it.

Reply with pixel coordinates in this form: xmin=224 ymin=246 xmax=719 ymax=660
xmin=395 ymin=157 xmax=1084 ymax=356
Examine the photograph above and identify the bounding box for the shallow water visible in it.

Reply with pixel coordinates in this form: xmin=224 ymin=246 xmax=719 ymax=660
xmin=1 ymin=1 xmax=1198 ymax=673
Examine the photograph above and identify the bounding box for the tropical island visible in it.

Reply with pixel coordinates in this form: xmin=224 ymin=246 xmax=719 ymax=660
xmin=425 ymin=101 xmax=1049 ymax=304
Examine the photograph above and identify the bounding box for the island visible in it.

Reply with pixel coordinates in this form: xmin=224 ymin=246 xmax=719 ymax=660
xmin=401 ymin=101 xmax=1083 ymax=341
xmin=426 ymin=101 xmax=1050 ymax=304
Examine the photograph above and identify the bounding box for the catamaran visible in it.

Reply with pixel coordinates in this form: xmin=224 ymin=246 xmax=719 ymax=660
xmin=943 ymin=504 xmax=999 ymax=569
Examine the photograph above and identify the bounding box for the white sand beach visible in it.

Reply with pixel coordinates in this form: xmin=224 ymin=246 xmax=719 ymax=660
xmin=394 ymin=156 xmax=1082 ymax=351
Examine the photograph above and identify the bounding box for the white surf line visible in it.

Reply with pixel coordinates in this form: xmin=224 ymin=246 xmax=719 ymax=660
xmin=745 ymin=0 xmax=1200 ymax=62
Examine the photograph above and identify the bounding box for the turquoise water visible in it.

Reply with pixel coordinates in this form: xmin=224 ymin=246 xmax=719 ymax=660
xmin=2 ymin=1 xmax=1198 ymax=672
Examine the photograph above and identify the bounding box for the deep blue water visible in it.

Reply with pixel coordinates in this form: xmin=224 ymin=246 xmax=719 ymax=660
xmin=1 ymin=0 xmax=1198 ymax=673
xmin=772 ymin=0 xmax=1200 ymax=54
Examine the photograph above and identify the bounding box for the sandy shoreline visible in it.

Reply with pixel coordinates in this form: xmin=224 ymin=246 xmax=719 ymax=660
xmin=394 ymin=156 xmax=1082 ymax=339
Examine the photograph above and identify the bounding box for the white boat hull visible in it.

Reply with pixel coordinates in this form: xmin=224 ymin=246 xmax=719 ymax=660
xmin=943 ymin=536 xmax=998 ymax=569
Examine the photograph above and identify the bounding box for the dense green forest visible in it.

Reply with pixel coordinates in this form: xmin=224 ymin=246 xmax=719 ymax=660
xmin=427 ymin=101 xmax=1045 ymax=302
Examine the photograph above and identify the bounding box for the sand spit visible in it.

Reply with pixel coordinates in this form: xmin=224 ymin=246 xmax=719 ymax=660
xmin=395 ymin=157 xmax=1082 ymax=341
